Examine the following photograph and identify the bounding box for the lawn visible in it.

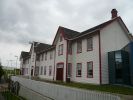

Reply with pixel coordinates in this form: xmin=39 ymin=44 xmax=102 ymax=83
xmin=2 ymin=91 xmax=26 ymax=100
xmin=30 ymin=77 xmax=133 ymax=95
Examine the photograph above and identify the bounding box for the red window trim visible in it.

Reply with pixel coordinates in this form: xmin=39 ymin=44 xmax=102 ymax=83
xmin=58 ymin=44 xmax=63 ymax=56
xmin=44 ymin=66 xmax=47 ymax=75
xmin=87 ymin=61 xmax=93 ymax=78
xmin=49 ymin=66 xmax=52 ymax=76
xmin=87 ymin=37 xmax=93 ymax=51
xmin=45 ymin=52 xmax=47 ymax=61
xmin=76 ymin=63 xmax=82 ymax=77
xmin=67 ymin=63 xmax=72 ymax=77
xmin=68 ymin=43 xmax=72 ymax=55
xmin=77 ymin=40 xmax=82 ymax=54
xmin=60 ymin=33 xmax=63 ymax=42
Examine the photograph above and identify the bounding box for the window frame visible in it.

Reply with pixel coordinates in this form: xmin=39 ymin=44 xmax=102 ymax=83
xmin=45 ymin=52 xmax=47 ymax=61
xmin=87 ymin=37 xmax=93 ymax=51
xmin=87 ymin=61 xmax=93 ymax=78
xmin=67 ymin=63 xmax=72 ymax=78
xmin=77 ymin=40 xmax=82 ymax=53
xmin=60 ymin=34 xmax=63 ymax=42
xmin=76 ymin=63 xmax=82 ymax=77
xmin=49 ymin=66 xmax=52 ymax=76
xmin=44 ymin=66 xmax=47 ymax=75
xmin=58 ymin=44 xmax=63 ymax=56
xmin=68 ymin=43 xmax=72 ymax=55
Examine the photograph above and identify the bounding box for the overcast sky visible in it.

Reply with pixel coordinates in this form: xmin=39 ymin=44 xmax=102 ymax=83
xmin=0 ymin=0 xmax=133 ymax=68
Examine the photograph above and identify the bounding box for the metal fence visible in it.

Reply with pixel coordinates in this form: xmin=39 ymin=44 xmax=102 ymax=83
xmin=11 ymin=76 xmax=121 ymax=100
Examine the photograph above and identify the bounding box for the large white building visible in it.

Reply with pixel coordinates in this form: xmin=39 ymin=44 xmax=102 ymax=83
xmin=20 ymin=9 xmax=133 ymax=84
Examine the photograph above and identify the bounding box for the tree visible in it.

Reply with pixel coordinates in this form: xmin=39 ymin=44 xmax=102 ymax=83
xmin=0 ymin=63 xmax=4 ymax=82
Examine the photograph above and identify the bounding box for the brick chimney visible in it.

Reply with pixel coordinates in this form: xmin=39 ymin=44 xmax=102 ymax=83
xmin=111 ymin=9 xmax=118 ymax=19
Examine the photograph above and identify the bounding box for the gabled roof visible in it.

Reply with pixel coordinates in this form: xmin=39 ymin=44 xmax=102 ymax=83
xmin=59 ymin=26 xmax=80 ymax=39
xmin=20 ymin=51 xmax=30 ymax=59
xmin=53 ymin=17 xmax=128 ymax=42
xmin=34 ymin=42 xmax=51 ymax=52
xmin=52 ymin=26 xmax=79 ymax=45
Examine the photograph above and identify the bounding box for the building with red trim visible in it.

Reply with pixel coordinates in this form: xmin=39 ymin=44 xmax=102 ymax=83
xmin=20 ymin=9 xmax=133 ymax=85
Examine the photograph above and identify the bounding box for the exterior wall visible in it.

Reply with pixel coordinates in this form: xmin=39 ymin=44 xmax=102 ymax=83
xmin=55 ymin=34 xmax=67 ymax=82
xmin=38 ymin=49 xmax=55 ymax=80
xmin=20 ymin=58 xmax=30 ymax=76
xmin=30 ymin=44 xmax=36 ymax=76
xmin=70 ymin=34 xmax=100 ymax=84
xmin=100 ymin=21 xmax=130 ymax=84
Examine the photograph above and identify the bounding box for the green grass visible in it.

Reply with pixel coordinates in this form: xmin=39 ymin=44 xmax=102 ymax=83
xmin=2 ymin=91 xmax=26 ymax=100
xmin=30 ymin=77 xmax=133 ymax=95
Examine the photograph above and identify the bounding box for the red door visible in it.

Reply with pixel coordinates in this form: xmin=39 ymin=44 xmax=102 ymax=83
xmin=56 ymin=63 xmax=64 ymax=81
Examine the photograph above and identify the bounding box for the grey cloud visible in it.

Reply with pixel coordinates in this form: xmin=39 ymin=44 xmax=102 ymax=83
xmin=0 ymin=0 xmax=133 ymax=66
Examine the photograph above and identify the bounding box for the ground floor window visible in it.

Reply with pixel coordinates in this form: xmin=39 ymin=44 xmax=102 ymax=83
xmin=76 ymin=63 xmax=82 ymax=77
xmin=49 ymin=66 xmax=52 ymax=76
xmin=44 ymin=66 xmax=47 ymax=75
xmin=40 ymin=66 xmax=43 ymax=75
xmin=87 ymin=61 xmax=93 ymax=78
xmin=67 ymin=63 xmax=72 ymax=77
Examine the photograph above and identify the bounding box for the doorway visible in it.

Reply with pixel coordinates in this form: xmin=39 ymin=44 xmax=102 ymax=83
xmin=56 ymin=63 xmax=64 ymax=81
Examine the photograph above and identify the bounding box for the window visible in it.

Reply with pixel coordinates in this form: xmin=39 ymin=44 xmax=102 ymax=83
xmin=32 ymin=55 xmax=34 ymax=62
xmin=35 ymin=66 xmax=39 ymax=76
xmin=45 ymin=52 xmax=47 ymax=60
xmin=68 ymin=43 xmax=72 ymax=54
xmin=76 ymin=63 xmax=82 ymax=77
xmin=41 ymin=54 xmax=44 ymax=61
xmin=44 ymin=66 xmax=46 ymax=75
xmin=49 ymin=66 xmax=52 ymax=76
xmin=87 ymin=62 xmax=93 ymax=78
xmin=36 ymin=55 xmax=40 ymax=61
xmin=67 ymin=63 xmax=72 ymax=77
xmin=87 ymin=37 xmax=93 ymax=51
xmin=60 ymin=34 xmax=63 ymax=42
xmin=50 ymin=51 xmax=53 ymax=59
xmin=40 ymin=66 xmax=43 ymax=75
xmin=58 ymin=44 xmax=63 ymax=55
xmin=77 ymin=40 xmax=82 ymax=53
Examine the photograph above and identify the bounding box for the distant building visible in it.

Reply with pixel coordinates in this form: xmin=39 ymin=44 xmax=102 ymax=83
xmin=20 ymin=9 xmax=133 ymax=85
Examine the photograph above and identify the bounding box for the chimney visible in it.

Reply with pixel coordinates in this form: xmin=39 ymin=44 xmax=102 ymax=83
xmin=111 ymin=9 xmax=118 ymax=19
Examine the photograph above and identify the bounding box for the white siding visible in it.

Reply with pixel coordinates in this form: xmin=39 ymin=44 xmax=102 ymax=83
xmin=100 ymin=20 xmax=130 ymax=84
xmin=21 ymin=58 xmax=30 ymax=76
xmin=55 ymin=34 xmax=67 ymax=82
xmin=38 ymin=50 xmax=55 ymax=80
xmin=70 ymin=34 xmax=100 ymax=84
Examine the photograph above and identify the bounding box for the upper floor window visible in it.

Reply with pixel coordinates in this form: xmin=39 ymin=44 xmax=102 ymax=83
xmin=49 ymin=66 xmax=52 ymax=76
xmin=44 ymin=66 xmax=46 ymax=75
xmin=77 ymin=40 xmax=82 ymax=53
xmin=45 ymin=52 xmax=47 ymax=61
xmin=68 ymin=43 xmax=72 ymax=54
xmin=58 ymin=44 xmax=63 ymax=56
xmin=36 ymin=55 xmax=40 ymax=61
xmin=32 ymin=55 xmax=34 ymax=62
xmin=41 ymin=54 xmax=44 ymax=61
xmin=76 ymin=63 xmax=82 ymax=77
xmin=87 ymin=37 xmax=93 ymax=51
xmin=87 ymin=62 xmax=93 ymax=78
xmin=50 ymin=51 xmax=53 ymax=59
xmin=60 ymin=34 xmax=63 ymax=42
